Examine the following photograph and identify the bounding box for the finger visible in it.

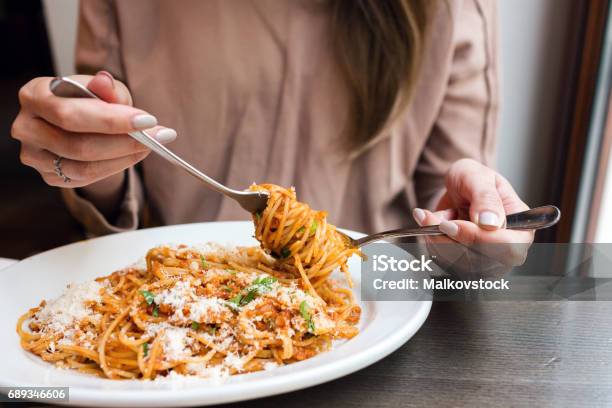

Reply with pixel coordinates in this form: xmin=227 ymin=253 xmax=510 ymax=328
xmin=41 ymin=171 xmax=94 ymax=188
xmin=414 ymin=209 xmax=456 ymax=247
xmin=14 ymin=115 xmax=176 ymax=161
xmin=413 ymin=208 xmax=444 ymax=227
xmin=413 ymin=207 xmax=466 ymax=252
xmin=463 ymin=173 xmax=506 ymax=230
xmin=433 ymin=191 xmax=469 ymax=221
xmin=413 ymin=207 xmax=456 ymax=226
xmin=445 ymin=159 xmax=507 ymax=230
xmin=18 ymin=143 xmax=51 ymax=171
xmin=61 ymin=151 xmax=150 ymax=183
xmin=413 ymin=208 xmax=426 ymax=226
xmin=431 ymin=208 xmax=457 ymax=222
xmin=438 ymin=220 xmax=534 ymax=266
xmin=440 ymin=220 xmax=534 ymax=245
xmin=434 ymin=191 xmax=454 ymax=211
xmin=24 ymin=77 xmax=157 ymax=134
xmin=416 ymin=208 xmax=460 ymax=226
xmin=38 ymin=151 xmax=150 ymax=188
xmin=495 ymin=174 xmax=529 ymax=214
xmin=85 ymin=71 xmax=120 ymax=104
xmin=19 ymin=143 xmax=149 ymax=181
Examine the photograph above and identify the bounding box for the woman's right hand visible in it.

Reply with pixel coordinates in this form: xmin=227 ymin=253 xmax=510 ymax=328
xmin=10 ymin=71 xmax=177 ymax=189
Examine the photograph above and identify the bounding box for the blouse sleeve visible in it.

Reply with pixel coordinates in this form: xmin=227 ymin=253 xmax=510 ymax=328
xmin=61 ymin=167 xmax=144 ymax=235
xmin=414 ymin=0 xmax=500 ymax=210
xmin=60 ymin=0 xmax=144 ymax=235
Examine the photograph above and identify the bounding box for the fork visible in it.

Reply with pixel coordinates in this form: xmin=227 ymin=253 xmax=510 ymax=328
xmin=49 ymin=77 xmax=561 ymax=241
xmin=49 ymin=76 xmax=269 ymax=214
xmin=339 ymin=205 xmax=561 ymax=248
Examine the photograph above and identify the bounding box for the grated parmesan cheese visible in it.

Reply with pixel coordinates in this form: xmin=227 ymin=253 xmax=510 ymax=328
xmin=35 ymin=281 xmax=104 ymax=337
xmin=270 ymin=283 xmax=312 ymax=309
xmin=154 ymin=280 xmax=193 ymax=311
xmin=185 ymin=362 xmax=228 ymax=381
xmin=161 ymin=328 xmax=193 ymax=361
xmin=154 ymin=279 xmax=231 ymax=325
xmin=223 ymin=352 xmax=245 ymax=371
xmin=189 ymin=297 xmax=228 ymax=322
xmin=145 ymin=322 xmax=171 ymax=338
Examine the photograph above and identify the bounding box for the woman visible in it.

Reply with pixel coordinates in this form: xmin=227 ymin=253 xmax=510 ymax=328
xmin=11 ymin=0 xmax=532 ymax=264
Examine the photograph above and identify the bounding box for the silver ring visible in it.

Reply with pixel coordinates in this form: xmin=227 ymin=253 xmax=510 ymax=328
xmin=53 ymin=156 xmax=71 ymax=183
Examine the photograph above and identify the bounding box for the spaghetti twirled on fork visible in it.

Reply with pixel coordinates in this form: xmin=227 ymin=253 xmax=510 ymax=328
xmin=250 ymin=184 xmax=363 ymax=296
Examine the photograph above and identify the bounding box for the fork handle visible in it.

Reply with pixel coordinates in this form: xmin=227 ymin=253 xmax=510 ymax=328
xmin=354 ymin=205 xmax=560 ymax=247
xmin=49 ymin=76 xmax=239 ymax=198
xmin=354 ymin=225 xmax=444 ymax=247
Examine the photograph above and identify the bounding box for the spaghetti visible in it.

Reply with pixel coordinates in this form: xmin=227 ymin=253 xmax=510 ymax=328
xmin=250 ymin=184 xmax=363 ymax=297
xmin=17 ymin=186 xmax=361 ymax=380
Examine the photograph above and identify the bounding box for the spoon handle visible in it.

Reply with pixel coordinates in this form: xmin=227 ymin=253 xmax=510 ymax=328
xmin=353 ymin=205 xmax=561 ymax=248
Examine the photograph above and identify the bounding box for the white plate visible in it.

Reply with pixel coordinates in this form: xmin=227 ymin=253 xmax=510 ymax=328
xmin=0 ymin=221 xmax=431 ymax=407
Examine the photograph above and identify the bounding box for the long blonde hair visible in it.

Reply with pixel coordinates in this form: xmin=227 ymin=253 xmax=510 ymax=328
xmin=330 ymin=0 xmax=436 ymax=146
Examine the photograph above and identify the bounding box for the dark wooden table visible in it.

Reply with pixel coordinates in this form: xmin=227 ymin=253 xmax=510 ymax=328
xmin=13 ymin=300 xmax=612 ymax=408
xmin=231 ymin=301 xmax=612 ymax=408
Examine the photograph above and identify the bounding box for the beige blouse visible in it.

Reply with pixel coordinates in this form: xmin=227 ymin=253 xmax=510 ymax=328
xmin=63 ymin=0 xmax=499 ymax=236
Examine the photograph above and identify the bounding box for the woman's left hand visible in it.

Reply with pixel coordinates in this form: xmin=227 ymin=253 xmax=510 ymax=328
xmin=413 ymin=158 xmax=534 ymax=271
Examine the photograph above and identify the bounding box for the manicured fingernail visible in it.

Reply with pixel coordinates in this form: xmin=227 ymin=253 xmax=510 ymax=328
xmin=478 ymin=211 xmax=500 ymax=228
xmin=439 ymin=221 xmax=459 ymax=237
xmin=154 ymin=128 xmax=177 ymax=143
xmin=96 ymin=71 xmax=115 ymax=89
xmin=131 ymin=114 xmax=157 ymax=130
xmin=413 ymin=208 xmax=426 ymax=226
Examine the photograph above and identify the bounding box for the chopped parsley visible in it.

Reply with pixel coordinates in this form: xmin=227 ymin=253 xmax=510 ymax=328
xmin=300 ymin=300 xmax=316 ymax=334
xmin=140 ymin=290 xmax=159 ymax=316
xmin=209 ymin=326 xmax=217 ymax=335
xmin=143 ymin=343 xmax=149 ymax=357
xmin=227 ymin=293 xmax=243 ymax=307
xmin=226 ymin=276 xmax=278 ymax=309
xmin=191 ymin=321 xmax=200 ymax=330
xmin=227 ymin=290 xmax=256 ymax=308
xmin=280 ymin=247 xmax=291 ymax=258
xmin=200 ymin=256 xmax=208 ymax=269
xmin=241 ymin=289 xmax=257 ymax=305
xmin=252 ymin=276 xmax=278 ymax=289
xmin=139 ymin=290 xmax=155 ymax=305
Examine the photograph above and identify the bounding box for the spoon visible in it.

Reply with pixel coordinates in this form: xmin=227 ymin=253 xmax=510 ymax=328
xmin=340 ymin=205 xmax=561 ymax=248
xmin=49 ymin=77 xmax=269 ymax=214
